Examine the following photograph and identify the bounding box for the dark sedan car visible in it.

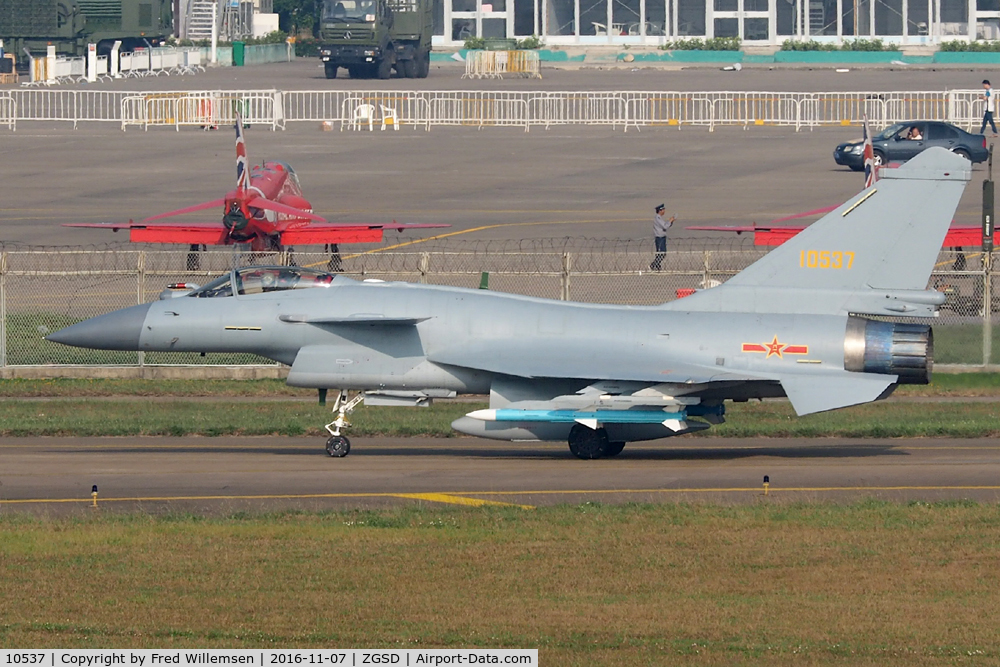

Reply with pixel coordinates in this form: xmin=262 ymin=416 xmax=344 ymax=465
xmin=833 ymin=121 xmax=989 ymax=171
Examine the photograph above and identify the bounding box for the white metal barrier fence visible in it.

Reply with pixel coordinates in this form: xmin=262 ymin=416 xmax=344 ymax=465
xmin=0 ymin=89 xmax=992 ymax=131
xmin=0 ymin=93 xmax=15 ymax=130
xmin=25 ymin=47 xmax=203 ymax=87
xmin=0 ymin=246 xmax=996 ymax=368
xmin=462 ymin=50 xmax=542 ymax=79
xmin=120 ymin=90 xmax=283 ymax=130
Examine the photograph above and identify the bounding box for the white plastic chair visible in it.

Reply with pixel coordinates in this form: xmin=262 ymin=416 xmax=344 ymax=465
xmin=591 ymin=22 xmax=608 ymax=35
xmin=349 ymin=103 xmax=375 ymax=131
xmin=380 ymin=105 xmax=398 ymax=131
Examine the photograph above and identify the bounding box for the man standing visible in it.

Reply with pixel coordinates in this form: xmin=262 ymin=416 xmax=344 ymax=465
xmin=982 ymin=80 xmax=997 ymax=137
xmin=649 ymin=204 xmax=675 ymax=271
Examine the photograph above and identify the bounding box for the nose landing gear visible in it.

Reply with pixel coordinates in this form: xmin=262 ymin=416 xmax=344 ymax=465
xmin=325 ymin=390 xmax=364 ymax=457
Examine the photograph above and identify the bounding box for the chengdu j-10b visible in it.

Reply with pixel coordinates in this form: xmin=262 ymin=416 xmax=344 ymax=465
xmin=49 ymin=148 xmax=970 ymax=459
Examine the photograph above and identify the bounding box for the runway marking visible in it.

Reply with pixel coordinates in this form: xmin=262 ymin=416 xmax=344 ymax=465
xmin=0 ymin=491 xmax=534 ymax=509
xmin=299 ymin=219 xmax=633 ymax=268
xmin=390 ymin=493 xmax=534 ymax=509
xmin=3 ymin=486 xmax=1000 ymax=508
xmin=468 ymin=485 xmax=1000 ymax=496
xmin=4 ymin=441 xmax=1000 ymax=452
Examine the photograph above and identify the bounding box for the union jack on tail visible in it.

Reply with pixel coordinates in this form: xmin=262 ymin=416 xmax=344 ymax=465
xmin=235 ymin=113 xmax=249 ymax=195
xmin=862 ymin=114 xmax=879 ymax=189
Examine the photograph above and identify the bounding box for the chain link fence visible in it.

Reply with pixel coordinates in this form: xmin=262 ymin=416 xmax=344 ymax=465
xmin=0 ymin=240 xmax=996 ymax=369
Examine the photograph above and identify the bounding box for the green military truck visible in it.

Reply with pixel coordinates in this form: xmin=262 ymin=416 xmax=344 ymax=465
xmin=318 ymin=0 xmax=431 ymax=79
xmin=0 ymin=0 xmax=172 ymax=64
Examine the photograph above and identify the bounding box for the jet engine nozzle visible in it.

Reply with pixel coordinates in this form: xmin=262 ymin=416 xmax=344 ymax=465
xmin=844 ymin=316 xmax=933 ymax=385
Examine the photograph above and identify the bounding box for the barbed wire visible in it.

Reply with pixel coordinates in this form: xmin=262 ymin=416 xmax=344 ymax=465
xmin=0 ymin=235 xmax=763 ymax=255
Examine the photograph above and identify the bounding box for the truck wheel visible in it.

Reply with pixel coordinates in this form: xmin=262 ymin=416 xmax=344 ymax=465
xmin=400 ymin=58 xmax=417 ymax=78
xmin=376 ymin=55 xmax=393 ymax=80
xmin=416 ymin=49 xmax=430 ymax=78
xmin=324 ymin=63 xmax=338 ymax=79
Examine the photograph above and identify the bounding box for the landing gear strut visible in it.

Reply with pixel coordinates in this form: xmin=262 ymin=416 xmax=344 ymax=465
xmin=325 ymin=390 xmax=363 ymax=457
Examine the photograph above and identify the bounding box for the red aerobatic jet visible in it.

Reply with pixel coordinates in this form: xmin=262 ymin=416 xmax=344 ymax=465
xmin=65 ymin=116 xmax=446 ymax=264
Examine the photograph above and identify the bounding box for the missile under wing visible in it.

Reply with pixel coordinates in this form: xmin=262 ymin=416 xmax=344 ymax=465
xmin=48 ymin=148 xmax=971 ymax=459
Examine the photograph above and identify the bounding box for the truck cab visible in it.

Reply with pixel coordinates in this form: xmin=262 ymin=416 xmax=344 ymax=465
xmin=318 ymin=0 xmax=431 ymax=79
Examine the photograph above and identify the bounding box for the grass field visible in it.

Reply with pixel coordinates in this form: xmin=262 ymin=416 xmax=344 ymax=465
xmin=2 ymin=503 xmax=999 ymax=664
xmin=933 ymin=324 xmax=1000 ymax=365
xmin=1 ymin=398 xmax=998 ymax=438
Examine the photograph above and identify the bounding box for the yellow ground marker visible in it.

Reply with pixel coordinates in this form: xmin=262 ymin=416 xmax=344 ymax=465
xmin=0 ymin=491 xmax=534 ymax=509
xmin=3 ymin=486 xmax=999 ymax=509
xmin=302 ymin=218 xmax=631 ymax=269
xmin=391 ymin=493 xmax=534 ymax=509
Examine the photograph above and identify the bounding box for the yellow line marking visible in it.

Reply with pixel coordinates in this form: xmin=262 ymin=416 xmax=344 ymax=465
xmin=3 ymin=442 xmax=1000 ymax=451
xmin=934 ymin=251 xmax=982 ymax=268
xmin=3 ymin=486 xmax=999 ymax=507
xmin=467 ymin=485 xmax=1000 ymax=496
xmin=301 ymin=219 xmax=630 ymax=268
xmin=0 ymin=492 xmax=534 ymax=509
xmin=391 ymin=493 xmax=534 ymax=509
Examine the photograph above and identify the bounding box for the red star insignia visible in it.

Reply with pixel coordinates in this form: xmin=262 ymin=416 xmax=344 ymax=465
xmin=764 ymin=335 xmax=786 ymax=358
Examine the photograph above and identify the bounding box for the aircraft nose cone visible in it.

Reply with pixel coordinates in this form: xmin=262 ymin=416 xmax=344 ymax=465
xmin=46 ymin=303 xmax=152 ymax=350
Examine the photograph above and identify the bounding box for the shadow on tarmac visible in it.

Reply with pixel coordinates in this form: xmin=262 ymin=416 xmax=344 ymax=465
xmin=70 ymin=441 xmax=905 ymax=461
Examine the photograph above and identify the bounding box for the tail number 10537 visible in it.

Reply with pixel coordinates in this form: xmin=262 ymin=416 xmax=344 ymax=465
xmin=800 ymin=250 xmax=854 ymax=269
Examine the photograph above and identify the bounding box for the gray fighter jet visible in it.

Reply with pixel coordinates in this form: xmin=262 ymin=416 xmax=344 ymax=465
xmin=48 ymin=148 xmax=970 ymax=459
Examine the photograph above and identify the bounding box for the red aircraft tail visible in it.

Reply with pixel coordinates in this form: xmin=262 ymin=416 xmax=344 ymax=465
xmin=235 ymin=113 xmax=249 ymax=197
xmin=140 ymin=114 xmax=327 ymax=227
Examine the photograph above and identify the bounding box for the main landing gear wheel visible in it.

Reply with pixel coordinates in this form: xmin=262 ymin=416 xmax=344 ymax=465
xmin=568 ymin=424 xmax=610 ymax=459
xmin=326 ymin=435 xmax=350 ymax=457
xmin=604 ymin=441 xmax=626 ymax=457
xmin=324 ymin=390 xmax=364 ymax=457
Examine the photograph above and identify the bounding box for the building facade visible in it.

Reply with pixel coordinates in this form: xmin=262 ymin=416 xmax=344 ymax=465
xmin=431 ymin=0 xmax=1000 ymax=46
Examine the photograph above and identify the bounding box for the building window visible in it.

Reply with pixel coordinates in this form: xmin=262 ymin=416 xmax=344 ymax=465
xmin=545 ymin=0 xmax=577 ymax=34
xmin=677 ymin=0 xmax=707 ymax=34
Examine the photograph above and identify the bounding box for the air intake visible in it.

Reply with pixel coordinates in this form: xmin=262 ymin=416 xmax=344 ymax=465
xmin=844 ymin=316 xmax=933 ymax=385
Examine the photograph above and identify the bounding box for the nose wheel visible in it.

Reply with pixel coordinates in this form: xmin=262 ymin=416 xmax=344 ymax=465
xmin=324 ymin=391 xmax=364 ymax=457
xmin=326 ymin=435 xmax=350 ymax=457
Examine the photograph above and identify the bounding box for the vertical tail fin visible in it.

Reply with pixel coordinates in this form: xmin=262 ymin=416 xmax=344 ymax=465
xmin=235 ymin=113 xmax=249 ymax=196
xmin=671 ymin=147 xmax=972 ymax=316
xmin=862 ymin=114 xmax=879 ymax=189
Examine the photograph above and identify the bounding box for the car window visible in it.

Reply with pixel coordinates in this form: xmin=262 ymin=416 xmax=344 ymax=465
xmin=926 ymin=124 xmax=958 ymax=141
xmin=877 ymin=123 xmax=906 ymax=140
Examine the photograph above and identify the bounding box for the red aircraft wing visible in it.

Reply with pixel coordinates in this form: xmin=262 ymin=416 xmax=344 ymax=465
xmin=64 ymin=221 xmax=230 ymax=245
xmin=278 ymin=221 xmax=450 ymax=246
xmin=689 ymin=222 xmax=997 ymax=248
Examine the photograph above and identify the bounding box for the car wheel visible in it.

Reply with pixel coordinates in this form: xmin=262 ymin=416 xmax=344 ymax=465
xmin=872 ymin=149 xmax=886 ymax=167
xmin=953 ymin=148 xmax=971 ymax=161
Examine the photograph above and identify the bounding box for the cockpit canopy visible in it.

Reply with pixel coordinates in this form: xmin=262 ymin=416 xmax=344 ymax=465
xmin=190 ymin=267 xmax=336 ymax=298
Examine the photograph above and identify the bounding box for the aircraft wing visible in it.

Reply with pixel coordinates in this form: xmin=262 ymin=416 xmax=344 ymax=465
xmin=277 ymin=222 xmax=449 ymax=246
xmin=63 ymin=221 xmax=230 ymax=245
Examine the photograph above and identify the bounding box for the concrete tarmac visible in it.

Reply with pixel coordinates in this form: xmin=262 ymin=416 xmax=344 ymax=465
xmin=0 ymin=125 xmax=987 ymax=248
xmin=0 ymin=65 xmax=991 ymax=248
xmin=3 ymin=436 xmax=1000 ymax=515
